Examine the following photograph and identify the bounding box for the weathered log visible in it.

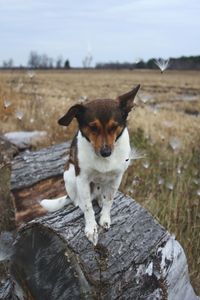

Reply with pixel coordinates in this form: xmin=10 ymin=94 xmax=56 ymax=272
xmin=9 ymin=193 xmax=198 ymax=300
xmin=11 ymin=142 xmax=70 ymax=223
xmin=11 ymin=141 xmax=70 ymax=190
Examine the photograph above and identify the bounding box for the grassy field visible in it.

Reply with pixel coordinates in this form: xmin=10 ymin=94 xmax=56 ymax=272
xmin=0 ymin=69 xmax=200 ymax=293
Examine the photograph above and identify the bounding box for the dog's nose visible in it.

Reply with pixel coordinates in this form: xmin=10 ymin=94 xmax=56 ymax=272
xmin=100 ymin=145 xmax=112 ymax=157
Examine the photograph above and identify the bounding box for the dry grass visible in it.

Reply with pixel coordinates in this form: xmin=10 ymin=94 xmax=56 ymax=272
xmin=0 ymin=69 xmax=200 ymax=293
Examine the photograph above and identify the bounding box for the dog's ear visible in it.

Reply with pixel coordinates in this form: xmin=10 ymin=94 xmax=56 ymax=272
xmin=58 ymin=104 xmax=85 ymax=126
xmin=118 ymin=84 xmax=140 ymax=116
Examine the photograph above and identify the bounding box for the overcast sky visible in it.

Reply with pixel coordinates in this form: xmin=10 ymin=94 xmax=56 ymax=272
xmin=0 ymin=0 xmax=199 ymax=67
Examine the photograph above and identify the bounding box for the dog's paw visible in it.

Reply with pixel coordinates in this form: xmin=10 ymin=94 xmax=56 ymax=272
xmin=99 ymin=214 xmax=111 ymax=230
xmin=85 ymin=223 xmax=98 ymax=246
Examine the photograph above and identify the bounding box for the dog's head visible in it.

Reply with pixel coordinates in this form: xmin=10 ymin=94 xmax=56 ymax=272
xmin=58 ymin=85 xmax=140 ymax=157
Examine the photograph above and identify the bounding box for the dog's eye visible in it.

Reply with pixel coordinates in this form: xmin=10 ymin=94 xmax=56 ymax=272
xmin=109 ymin=125 xmax=118 ymax=132
xmin=89 ymin=124 xmax=99 ymax=133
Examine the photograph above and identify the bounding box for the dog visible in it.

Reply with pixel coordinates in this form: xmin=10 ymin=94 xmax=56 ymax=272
xmin=40 ymin=85 xmax=140 ymax=245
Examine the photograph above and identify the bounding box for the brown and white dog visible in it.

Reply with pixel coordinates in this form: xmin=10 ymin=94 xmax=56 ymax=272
xmin=41 ymin=85 xmax=140 ymax=245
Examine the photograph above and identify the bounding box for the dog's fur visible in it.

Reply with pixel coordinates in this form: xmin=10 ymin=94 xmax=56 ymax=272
xmin=40 ymin=85 xmax=140 ymax=245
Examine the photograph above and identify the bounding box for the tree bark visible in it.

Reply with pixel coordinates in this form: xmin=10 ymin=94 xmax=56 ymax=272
xmin=9 ymin=193 xmax=198 ymax=300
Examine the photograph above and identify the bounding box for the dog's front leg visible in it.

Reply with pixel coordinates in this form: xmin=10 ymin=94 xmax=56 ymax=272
xmin=99 ymin=174 xmax=123 ymax=230
xmin=76 ymin=176 xmax=98 ymax=245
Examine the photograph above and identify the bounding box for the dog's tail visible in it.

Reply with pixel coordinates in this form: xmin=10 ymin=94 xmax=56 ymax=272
xmin=40 ymin=196 xmax=72 ymax=212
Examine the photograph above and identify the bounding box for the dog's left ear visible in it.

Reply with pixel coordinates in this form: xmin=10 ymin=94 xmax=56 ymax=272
xmin=58 ymin=104 xmax=85 ymax=126
xmin=118 ymin=84 xmax=140 ymax=116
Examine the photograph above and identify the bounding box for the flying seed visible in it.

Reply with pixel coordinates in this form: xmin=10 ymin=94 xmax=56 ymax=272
xmin=192 ymin=178 xmax=199 ymax=185
xmin=130 ymin=148 xmax=146 ymax=160
xmin=166 ymin=182 xmax=174 ymax=191
xmin=154 ymin=58 xmax=170 ymax=73
xmin=137 ymin=93 xmax=152 ymax=104
xmin=169 ymin=137 xmax=181 ymax=151
xmin=143 ymin=161 xmax=150 ymax=169
xmin=27 ymin=70 xmax=36 ymax=78
xmin=15 ymin=111 xmax=24 ymax=120
xmin=4 ymin=99 xmax=11 ymax=109
xmin=134 ymin=58 xmax=142 ymax=64
xmin=158 ymin=178 xmax=164 ymax=185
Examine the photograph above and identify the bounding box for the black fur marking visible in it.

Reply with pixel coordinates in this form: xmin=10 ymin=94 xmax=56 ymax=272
xmin=115 ymin=127 xmax=126 ymax=142
xmin=80 ymin=129 xmax=91 ymax=143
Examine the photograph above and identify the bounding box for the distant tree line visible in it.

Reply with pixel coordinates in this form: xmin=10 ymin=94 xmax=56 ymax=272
xmin=1 ymin=53 xmax=200 ymax=70
xmin=95 ymin=56 xmax=200 ymax=70
xmin=27 ymin=51 xmax=70 ymax=69
xmin=2 ymin=58 xmax=14 ymax=68
xmin=1 ymin=51 xmax=70 ymax=69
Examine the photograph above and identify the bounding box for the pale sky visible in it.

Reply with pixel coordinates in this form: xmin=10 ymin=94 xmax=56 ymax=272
xmin=0 ymin=0 xmax=199 ymax=67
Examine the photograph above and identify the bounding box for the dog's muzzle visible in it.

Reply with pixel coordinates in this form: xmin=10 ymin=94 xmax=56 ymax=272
xmin=100 ymin=145 xmax=112 ymax=157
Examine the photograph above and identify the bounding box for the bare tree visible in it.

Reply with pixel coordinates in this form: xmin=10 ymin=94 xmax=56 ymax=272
xmin=2 ymin=58 xmax=14 ymax=68
xmin=82 ymin=53 xmax=93 ymax=68
xmin=40 ymin=54 xmax=52 ymax=68
xmin=49 ymin=57 xmax=54 ymax=68
xmin=56 ymin=55 xmax=63 ymax=68
xmin=28 ymin=51 xmax=41 ymax=68
xmin=28 ymin=51 xmax=54 ymax=68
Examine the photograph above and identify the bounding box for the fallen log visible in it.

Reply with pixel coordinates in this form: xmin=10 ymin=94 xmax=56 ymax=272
xmin=9 ymin=193 xmax=199 ymax=300
xmin=11 ymin=141 xmax=70 ymax=190
xmin=11 ymin=142 xmax=70 ymax=223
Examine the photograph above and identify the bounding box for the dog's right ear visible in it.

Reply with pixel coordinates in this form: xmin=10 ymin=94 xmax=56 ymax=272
xmin=118 ymin=84 xmax=140 ymax=116
xmin=58 ymin=104 xmax=85 ymax=126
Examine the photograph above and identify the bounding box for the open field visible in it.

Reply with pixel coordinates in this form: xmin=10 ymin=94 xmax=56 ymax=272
xmin=0 ymin=69 xmax=200 ymax=293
